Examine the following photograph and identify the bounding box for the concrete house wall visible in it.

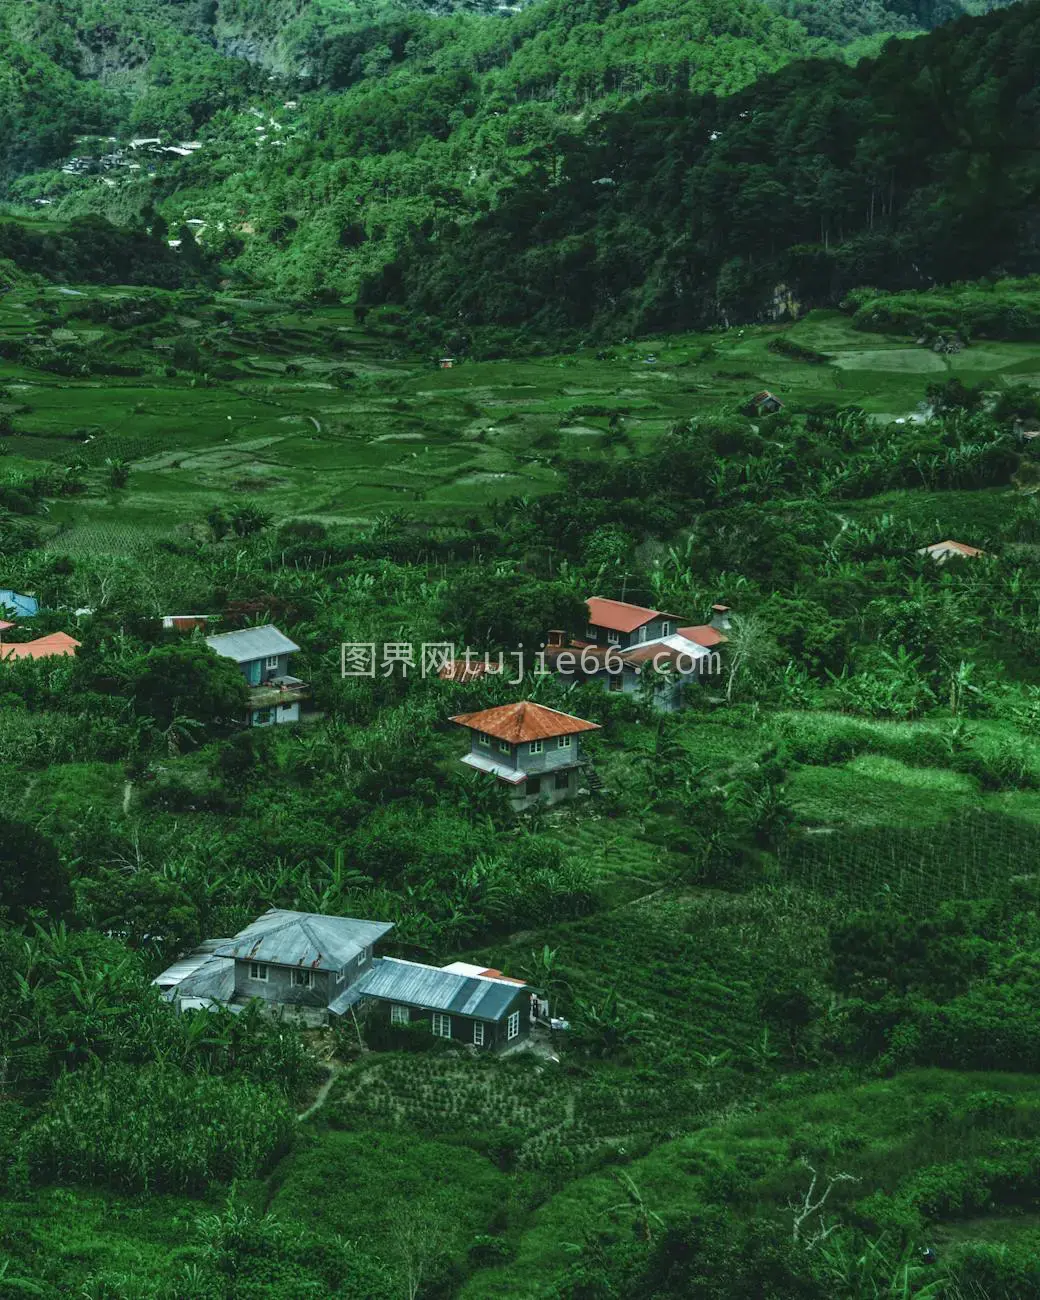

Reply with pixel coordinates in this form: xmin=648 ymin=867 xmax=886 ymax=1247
xmin=238 ymin=651 xmax=293 ymax=686
xmin=468 ymin=732 xmax=585 ymax=808
xmin=250 ymin=700 xmax=300 ymax=727
xmin=234 ymin=944 xmax=375 ymax=1008
xmin=584 ymin=615 xmax=676 ymax=650
xmin=592 ymin=664 xmax=688 ymax=712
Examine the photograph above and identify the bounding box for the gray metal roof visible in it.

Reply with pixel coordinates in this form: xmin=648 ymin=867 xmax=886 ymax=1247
xmin=460 ymin=752 xmax=527 ymax=785
xmin=327 ymin=983 xmax=370 ymax=1017
xmin=153 ymin=941 xmax=236 ymax=1003
xmin=356 ymin=957 xmax=527 ymax=1021
xmin=213 ymin=910 xmax=394 ymax=971
xmin=205 ymin=624 xmax=300 ymax=664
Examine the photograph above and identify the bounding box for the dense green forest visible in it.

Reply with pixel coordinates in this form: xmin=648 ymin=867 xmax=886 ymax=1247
xmin=0 ymin=0 xmax=1026 ymax=336
xmin=360 ymin=0 xmax=1040 ymax=347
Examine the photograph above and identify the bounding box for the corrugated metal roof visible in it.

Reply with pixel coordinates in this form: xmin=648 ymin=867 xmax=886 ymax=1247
xmin=920 ymin=540 xmax=984 ymax=559
xmin=441 ymin=962 xmax=523 ymax=984
xmin=439 ymin=659 xmax=491 ymax=683
xmin=459 ymin=751 xmax=528 ymax=784
xmin=622 ymin=633 xmax=715 ymax=667
xmin=205 ymin=624 xmax=300 ymax=663
xmin=586 ymin=597 xmax=682 ymax=633
xmin=213 ymin=910 xmax=393 ymax=971
xmin=153 ymin=940 xmax=235 ymax=1003
xmin=678 ymin=625 xmax=727 ymax=647
xmin=1 ymin=632 xmax=80 ymax=661
xmin=328 ymin=983 xmax=370 ymax=1016
xmin=0 ymin=591 xmax=38 ymax=618
xmin=357 ymin=957 xmax=526 ymax=1021
xmin=451 ymin=701 xmax=599 ymax=743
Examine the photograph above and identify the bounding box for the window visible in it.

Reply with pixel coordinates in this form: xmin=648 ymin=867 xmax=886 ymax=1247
xmin=555 ymin=771 xmax=570 ymax=791
xmin=473 ymin=1022 xmax=485 ymax=1047
xmin=557 ymin=735 xmax=572 ymax=749
xmin=526 ymin=776 xmax=542 ymax=796
xmin=291 ymin=969 xmax=314 ymax=988
xmin=432 ymin=1012 xmax=452 ymax=1039
xmin=608 ymin=674 xmax=623 ymax=692
xmin=253 ymin=708 xmax=274 ymax=725
xmin=477 ymin=731 xmax=491 ymax=748
xmin=638 ymin=625 xmax=648 ymax=643
xmin=249 ymin=962 xmax=268 ymax=982
xmin=265 ymin=655 xmax=279 ymax=671
xmin=390 ymin=1004 xmax=409 ymax=1026
xmin=585 ymin=626 xmax=598 ymax=642
xmin=507 ymin=1010 xmax=520 ymax=1041
xmin=661 ymin=621 xmax=671 ymax=637
xmin=357 ymin=948 xmax=369 ymax=967
xmin=607 ymin=630 xmax=620 ymax=645
xmin=528 ymin=740 xmax=543 ymax=754
xmin=497 ymin=739 xmax=512 ymax=755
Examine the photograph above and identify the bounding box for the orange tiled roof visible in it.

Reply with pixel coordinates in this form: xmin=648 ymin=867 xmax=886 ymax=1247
xmin=1 ymin=632 xmax=80 ymax=661
xmin=451 ymin=701 xmax=600 ymax=743
xmin=586 ymin=597 xmax=682 ymax=634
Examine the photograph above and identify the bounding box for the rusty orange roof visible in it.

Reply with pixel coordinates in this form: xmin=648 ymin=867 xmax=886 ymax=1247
xmin=920 ymin=540 xmax=984 ymax=558
xmin=586 ymin=597 xmax=682 ymax=634
xmin=439 ymin=659 xmax=492 ymax=683
xmin=1 ymin=632 xmax=80 ymax=661
xmin=451 ymin=701 xmax=600 ymax=743
xmin=480 ymin=968 xmax=526 ymax=986
xmin=678 ymin=625 xmax=727 ymax=647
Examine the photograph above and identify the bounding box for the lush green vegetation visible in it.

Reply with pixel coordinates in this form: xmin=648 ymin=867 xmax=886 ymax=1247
xmin=0 ymin=273 xmax=1038 ymax=1292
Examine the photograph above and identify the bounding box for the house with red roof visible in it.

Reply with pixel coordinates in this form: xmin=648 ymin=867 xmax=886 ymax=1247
xmin=546 ymin=598 xmax=728 ymax=711
xmin=450 ymin=701 xmax=600 ymax=810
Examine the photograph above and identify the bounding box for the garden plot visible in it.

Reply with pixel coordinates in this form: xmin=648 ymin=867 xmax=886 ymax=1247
xmin=833 ymin=348 xmax=948 ymax=373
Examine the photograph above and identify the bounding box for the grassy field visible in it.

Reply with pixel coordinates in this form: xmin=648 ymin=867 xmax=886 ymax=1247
xmin=4 ymin=288 xmax=1040 ymax=550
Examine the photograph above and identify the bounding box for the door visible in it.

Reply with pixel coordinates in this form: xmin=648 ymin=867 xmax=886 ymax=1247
xmin=246 ymin=659 xmax=262 ymax=685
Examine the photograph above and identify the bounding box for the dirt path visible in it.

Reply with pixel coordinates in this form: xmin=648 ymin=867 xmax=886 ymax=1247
xmin=296 ymin=1062 xmax=343 ymax=1123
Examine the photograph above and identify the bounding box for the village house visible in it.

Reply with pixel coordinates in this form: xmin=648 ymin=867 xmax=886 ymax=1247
xmin=204 ymin=624 xmax=309 ymax=726
xmin=450 ymin=701 xmax=600 ymax=809
xmin=742 ymin=389 xmax=784 ymax=417
xmin=918 ymin=539 xmax=985 ymax=564
xmin=153 ymin=909 xmax=531 ymax=1048
xmin=545 ymin=598 xmax=728 ymax=711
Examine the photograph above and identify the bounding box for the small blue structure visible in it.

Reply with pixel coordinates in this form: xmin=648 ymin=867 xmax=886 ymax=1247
xmin=0 ymin=590 xmax=38 ymax=618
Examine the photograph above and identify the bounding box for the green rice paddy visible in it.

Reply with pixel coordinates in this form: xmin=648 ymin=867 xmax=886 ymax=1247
xmin=5 ymin=288 xmax=1040 ymax=553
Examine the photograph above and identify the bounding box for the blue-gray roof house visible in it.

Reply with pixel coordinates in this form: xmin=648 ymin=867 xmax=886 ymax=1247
xmin=340 ymin=956 xmax=530 ymax=1049
xmin=154 ymin=910 xmax=530 ymax=1048
xmin=0 ymin=590 xmax=38 ymax=619
xmin=204 ymin=624 xmax=308 ymax=727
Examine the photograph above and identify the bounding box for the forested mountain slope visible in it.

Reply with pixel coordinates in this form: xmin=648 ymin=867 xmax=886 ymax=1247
xmin=0 ymin=0 xmax=1030 ymax=332
xmin=360 ymin=0 xmax=1040 ymax=347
